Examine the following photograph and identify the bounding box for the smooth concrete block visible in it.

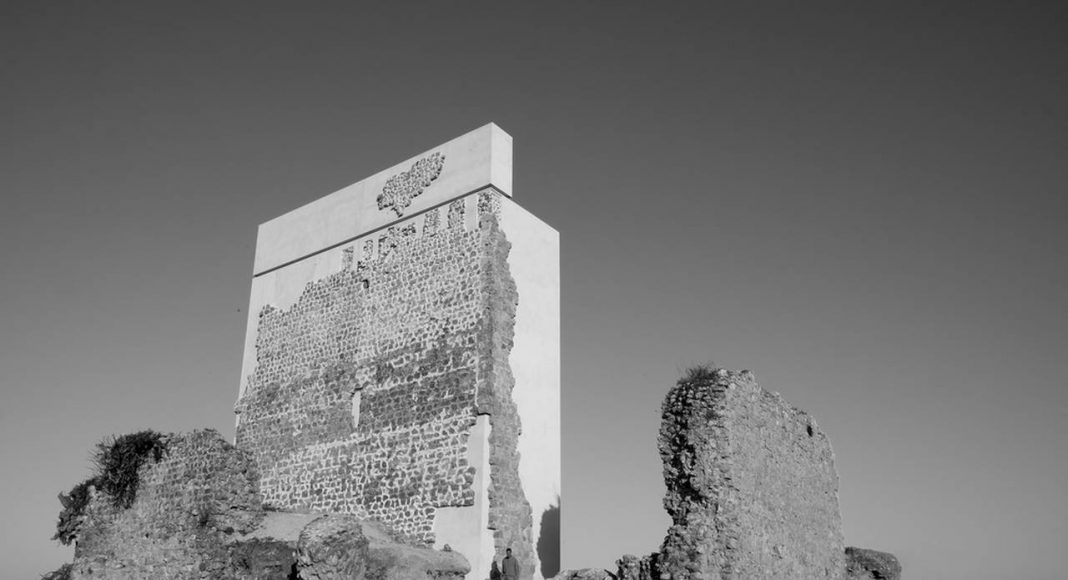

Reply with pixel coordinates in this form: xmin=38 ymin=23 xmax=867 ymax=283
xmin=254 ymin=123 xmax=513 ymax=275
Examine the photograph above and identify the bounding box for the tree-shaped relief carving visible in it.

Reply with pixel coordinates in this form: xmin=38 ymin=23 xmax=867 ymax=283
xmin=376 ymin=152 xmax=446 ymax=216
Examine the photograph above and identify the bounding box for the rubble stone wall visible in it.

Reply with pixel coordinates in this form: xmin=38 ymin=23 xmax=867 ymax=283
xmin=235 ymin=193 xmax=532 ymax=559
xmin=71 ymin=430 xmax=264 ymax=580
xmin=476 ymin=204 xmax=533 ymax=574
xmin=64 ymin=429 xmax=471 ymax=580
xmin=658 ymin=369 xmax=844 ymax=579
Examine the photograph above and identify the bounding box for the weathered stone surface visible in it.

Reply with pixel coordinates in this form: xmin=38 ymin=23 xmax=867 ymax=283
xmin=60 ymin=429 xmax=466 ymax=580
xmin=231 ymin=512 xmax=468 ymax=580
xmin=228 ymin=537 xmax=298 ymax=580
xmin=69 ymin=429 xmax=264 ymax=580
xmin=41 ymin=563 xmax=73 ymax=580
xmin=615 ymin=554 xmax=657 ymax=580
xmin=363 ymin=518 xmax=470 ymax=580
xmin=550 ymin=568 xmax=615 ymax=580
xmin=845 ymin=547 xmax=902 ymax=580
xmin=657 ymin=368 xmax=845 ymax=579
xmin=545 ymin=368 xmax=903 ymax=580
xmin=296 ymin=514 xmax=369 ymax=580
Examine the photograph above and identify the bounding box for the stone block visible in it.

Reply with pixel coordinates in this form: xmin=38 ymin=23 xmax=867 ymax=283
xmin=550 ymin=569 xmax=615 ymax=580
xmin=296 ymin=514 xmax=369 ymax=580
xmin=845 ymin=546 xmax=902 ymax=580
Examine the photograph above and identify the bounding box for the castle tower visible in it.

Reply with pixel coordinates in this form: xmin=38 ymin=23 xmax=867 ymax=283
xmin=234 ymin=124 xmax=560 ymax=580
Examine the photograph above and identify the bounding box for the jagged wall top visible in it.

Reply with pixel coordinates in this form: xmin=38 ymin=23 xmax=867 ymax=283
xmin=254 ymin=123 xmax=513 ymax=275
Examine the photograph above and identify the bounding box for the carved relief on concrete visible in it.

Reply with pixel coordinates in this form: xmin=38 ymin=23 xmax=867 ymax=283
xmin=377 ymin=152 xmax=446 ymax=216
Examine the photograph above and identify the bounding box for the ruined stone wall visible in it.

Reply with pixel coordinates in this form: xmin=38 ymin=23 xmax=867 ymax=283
xmin=476 ymin=202 xmax=534 ymax=574
xmin=658 ymin=369 xmax=845 ymax=579
xmin=64 ymin=429 xmax=470 ymax=580
xmin=71 ymin=430 xmax=264 ymax=580
xmin=235 ymin=193 xmax=532 ymax=561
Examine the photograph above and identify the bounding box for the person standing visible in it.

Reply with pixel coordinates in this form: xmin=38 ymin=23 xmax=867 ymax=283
xmin=502 ymin=548 xmax=520 ymax=580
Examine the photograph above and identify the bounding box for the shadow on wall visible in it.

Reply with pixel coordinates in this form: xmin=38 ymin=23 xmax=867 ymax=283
xmin=537 ymin=500 xmax=560 ymax=578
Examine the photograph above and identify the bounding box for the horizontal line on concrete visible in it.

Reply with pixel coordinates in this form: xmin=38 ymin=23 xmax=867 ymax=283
xmin=252 ymin=184 xmax=504 ymax=278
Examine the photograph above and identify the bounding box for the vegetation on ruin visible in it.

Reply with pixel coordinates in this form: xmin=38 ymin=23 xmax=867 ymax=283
xmin=53 ymin=430 xmax=169 ymax=545
xmin=91 ymin=430 xmax=169 ymax=508
xmin=40 ymin=563 xmax=72 ymax=580
xmin=681 ymin=362 xmax=719 ymax=383
xmin=53 ymin=477 xmax=96 ymax=545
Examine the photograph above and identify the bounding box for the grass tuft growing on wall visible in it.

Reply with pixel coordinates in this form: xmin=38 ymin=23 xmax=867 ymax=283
xmin=91 ymin=430 xmax=169 ymax=509
xmin=40 ymin=563 xmax=73 ymax=580
xmin=681 ymin=362 xmax=720 ymax=384
xmin=52 ymin=430 xmax=170 ymax=545
xmin=53 ymin=479 xmax=98 ymax=545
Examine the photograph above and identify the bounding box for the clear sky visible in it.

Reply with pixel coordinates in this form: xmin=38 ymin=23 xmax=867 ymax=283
xmin=2 ymin=2 xmax=1066 ymax=578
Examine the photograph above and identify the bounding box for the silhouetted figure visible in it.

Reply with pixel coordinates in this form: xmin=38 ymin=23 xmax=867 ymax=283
xmin=502 ymin=548 xmax=520 ymax=580
xmin=491 ymin=559 xmax=502 ymax=580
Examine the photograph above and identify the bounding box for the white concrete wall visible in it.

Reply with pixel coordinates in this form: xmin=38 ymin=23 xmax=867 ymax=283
xmin=432 ymin=414 xmax=495 ymax=580
xmin=254 ymin=123 xmax=512 ymax=275
xmin=500 ymin=198 xmax=561 ymax=580
xmin=241 ymin=121 xmax=512 ymax=398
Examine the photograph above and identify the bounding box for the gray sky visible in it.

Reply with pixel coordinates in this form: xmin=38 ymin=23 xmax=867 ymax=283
xmin=2 ymin=2 xmax=1066 ymax=578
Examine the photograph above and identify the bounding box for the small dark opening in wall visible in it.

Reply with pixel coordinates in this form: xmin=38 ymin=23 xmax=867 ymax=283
xmin=361 ymin=279 xmax=369 ymax=290
xmin=806 ymin=424 xmax=814 ymax=437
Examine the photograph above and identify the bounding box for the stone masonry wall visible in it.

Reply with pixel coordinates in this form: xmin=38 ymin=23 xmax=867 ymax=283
xmin=64 ymin=429 xmax=471 ymax=580
xmin=658 ymin=368 xmax=845 ymax=579
xmin=71 ymin=430 xmax=264 ymax=579
xmin=235 ymin=191 xmax=533 ymax=566
xmin=475 ymin=194 xmax=534 ymax=575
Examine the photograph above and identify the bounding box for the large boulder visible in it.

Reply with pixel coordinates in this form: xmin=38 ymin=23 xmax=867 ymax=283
xmin=615 ymin=554 xmax=657 ymax=580
xmin=228 ymin=537 xmax=300 ymax=579
xmin=360 ymin=520 xmax=469 ymax=580
xmin=845 ymin=547 xmax=902 ymax=580
xmin=240 ymin=511 xmax=469 ymax=580
xmin=296 ymin=514 xmax=369 ymax=580
xmin=550 ymin=569 xmax=615 ymax=580
xmin=227 ymin=511 xmax=318 ymax=579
